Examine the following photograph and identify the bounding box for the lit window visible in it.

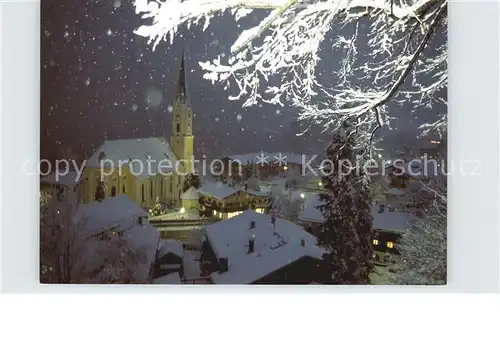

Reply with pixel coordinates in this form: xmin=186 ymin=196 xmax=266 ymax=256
xmin=387 ymin=241 xmax=394 ymax=248
xmin=372 ymin=239 xmax=379 ymax=246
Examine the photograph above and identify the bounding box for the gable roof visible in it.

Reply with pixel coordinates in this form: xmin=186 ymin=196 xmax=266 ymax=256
xmin=204 ymin=210 xmax=326 ymax=284
xmin=73 ymin=195 xmax=147 ymax=237
xmin=298 ymin=194 xmax=417 ymax=233
xmin=198 ymin=181 xmax=242 ymax=200
xmin=86 ymin=137 xmax=178 ymax=180
xmin=158 ymin=239 xmax=184 ymax=258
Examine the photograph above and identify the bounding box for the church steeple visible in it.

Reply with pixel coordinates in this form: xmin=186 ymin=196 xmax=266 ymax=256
xmin=177 ymin=50 xmax=188 ymax=103
xmin=170 ymin=50 xmax=194 ymax=182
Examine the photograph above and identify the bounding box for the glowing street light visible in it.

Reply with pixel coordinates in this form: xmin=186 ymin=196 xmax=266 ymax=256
xmin=180 ymin=207 xmax=185 ymax=214
xmin=300 ymin=193 xmax=305 ymax=199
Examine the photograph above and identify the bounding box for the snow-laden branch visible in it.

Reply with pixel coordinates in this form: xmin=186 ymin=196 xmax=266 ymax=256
xmin=134 ymin=0 xmax=447 ymax=153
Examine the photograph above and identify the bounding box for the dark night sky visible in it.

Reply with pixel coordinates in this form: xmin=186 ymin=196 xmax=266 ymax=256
xmin=41 ymin=0 xmax=443 ymax=163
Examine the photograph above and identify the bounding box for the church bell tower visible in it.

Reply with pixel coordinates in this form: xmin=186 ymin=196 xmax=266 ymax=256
xmin=170 ymin=51 xmax=194 ymax=175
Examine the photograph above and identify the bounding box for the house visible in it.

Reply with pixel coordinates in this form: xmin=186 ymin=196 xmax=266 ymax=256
xmin=80 ymin=53 xmax=194 ymax=209
xmin=198 ymin=181 xmax=267 ymax=219
xmin=153 ymin=239 xmax=184 ymax=279
xmin=71 ymin=195 xmax=161 ymax=283
xmin=384 ymin=157 xmax=442 ymax=189
xmin=200 ymin=210 xmax=328 ymax=284
xmin=40 ymin=171 xmax=82 ymax=205
xmin=298 ymin=195 xmax=417 ymax=254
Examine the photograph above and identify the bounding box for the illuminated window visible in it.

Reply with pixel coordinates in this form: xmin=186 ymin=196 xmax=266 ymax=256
xmin=387 ymin=241 xmax=394 ymax=249
xmin=213 ymin=210 xmax=217 ymax=216
xmin=372 ymin=239 xmax=379 ymax=246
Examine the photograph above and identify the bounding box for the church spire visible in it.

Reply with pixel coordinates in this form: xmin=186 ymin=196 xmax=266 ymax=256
xmin=177 ymin=50 xmax=188 ymax=102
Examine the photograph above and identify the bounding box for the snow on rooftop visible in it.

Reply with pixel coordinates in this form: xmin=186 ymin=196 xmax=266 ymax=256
xmin=385 ymin=188 xmax=406 ymax=196
xmin=204 ymin=210 xmax=326 ymax=284
xmin=73 ymin=194 xmax=147 ymax=236
xmin=299 ymin=194 xmax=417 ymax=234
xmin=385 ymin=158 xmax=442 ymax=180
xmin=153 ymin=272 xmax=182 ymax=284
xmin=158 ymin=239 xmax=184 ymax=258
xmin=124 ymin=221 xmax=161 ymax=281
xmin=86 ymin=137 xmax=177 ymax=179
xmin=183 ymin=249 xmax=202 ymax=279
xmin=181 ymin=186 xmax=199 ymax=200
xmin=198 ymin=181 xmax=267 ymax=200
xmin=198 ymin=181 xmax=241 ymax=199
xmin=40 ymin=171 xmax=82 ymax=188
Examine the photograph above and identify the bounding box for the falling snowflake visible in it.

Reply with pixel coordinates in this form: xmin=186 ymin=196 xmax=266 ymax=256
xmin=107 ymin=29 xmax=113 ymax=36
xmin=236 ymin=114 xmax=242 ymax=121
xmin=214 ymin=117 xmax=220 ymax=122
xmin=167 ymin=105 xmax=173 ymax=113
xmin=131 ymin=104 xmax=138 ymax=112
xmin=276 ymin=109 xmax=281 ymax=115
xmin=64 ymin=31 xmax=69 ymax=38
xmin=85 ymin=78 xmax=90 ymax=86
xmin=113 ymin=0 xmax=122 ymax=8
xmin=145 ymin=87 xmax=163 ymax=108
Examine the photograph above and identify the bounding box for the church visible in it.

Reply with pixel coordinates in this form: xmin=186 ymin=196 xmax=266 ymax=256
xmin=80 ymin=53 xmax=194 ymax=209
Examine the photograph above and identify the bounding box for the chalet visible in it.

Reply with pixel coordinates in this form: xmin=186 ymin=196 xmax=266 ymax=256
xmin=200 ymin=210 xmax=328 ymax=284
xmin=153 ymin=239 xmax=184 ymax=279
xmin=198 ymin=181 xmax=267 ymax=219
xmin=298 ymin=196 xmax=417 ymax=254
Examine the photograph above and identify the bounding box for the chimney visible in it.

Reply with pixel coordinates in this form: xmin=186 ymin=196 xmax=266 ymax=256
xmin=379 ymin=204 xmax=385 ymax=213
xmin=300 ymin=238 xmax=305 ymax=247
xmin=248 ymin=235 xmax=255 ymax=253
xmin=218 ymin=257 xmax=228 ymax=273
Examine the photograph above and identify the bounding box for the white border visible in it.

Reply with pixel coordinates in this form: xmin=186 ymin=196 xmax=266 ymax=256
xmin=1 ymin=0 xmax=499 ymax=293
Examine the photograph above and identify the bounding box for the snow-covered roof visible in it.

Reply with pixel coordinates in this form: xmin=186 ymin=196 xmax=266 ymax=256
xmin=385 ymin=188 xmax=406 ymax=196
xmin=153 ymin=272 xmax=182 ymax=284
xmin=198 ymin=181 xmax=267 ymax=200
xmin=181 ymin=186 xmax=199 ymax=200
xmin=298 ymin=194 xmax=417 ymax=233
xmin=198 ymin=181 xmax=241 ymax=200
xmin=158 ymin=239 xmax=184 ymax=258
xmin=225 ymin=152 xmax=309 ymax=165
xmin=40 ymin=171 xmax=81 ymax=188
xmin=86 ymin=137 xmax=177 ymax=180
xmin=204 ymin=210 xmax=326 ymax=284
xmin=73 ymin=195 xmax=147 ymax=237
xmin=385 ymin=158 xmax=441 ymax=180
xmin=124 ymin=221 xmax=161 ymax=281
xmin=372 ymin=208 xmax=417 ymax=234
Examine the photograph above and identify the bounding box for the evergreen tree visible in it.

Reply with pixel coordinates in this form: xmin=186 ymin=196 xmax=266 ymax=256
xmin=317 ymin=132 xmax=374 ymax=284
xmin=151 ymin=196 xmax=163 ymax=216
xmin=94 ymin=178 xmax=106 ymax=202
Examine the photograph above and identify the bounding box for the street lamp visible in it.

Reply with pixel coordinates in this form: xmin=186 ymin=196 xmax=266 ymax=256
xmin=300 ymin=193 xmax=305 ymax=199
